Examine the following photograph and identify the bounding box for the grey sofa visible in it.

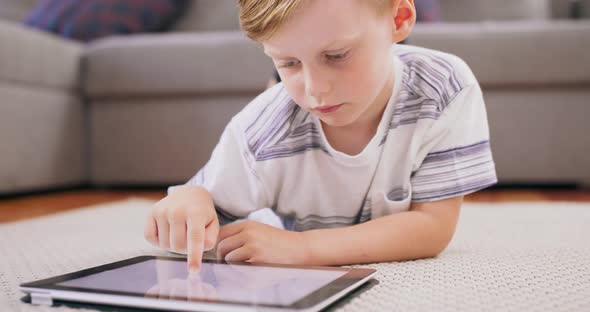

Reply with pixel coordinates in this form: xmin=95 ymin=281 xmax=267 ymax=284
xmin=406 ymin=0 xmax=590 ymax=187
xmin=0 ymin=0 xmax=274 ymax=195
xmin=1 ymin=0 xmax=589 ymax=195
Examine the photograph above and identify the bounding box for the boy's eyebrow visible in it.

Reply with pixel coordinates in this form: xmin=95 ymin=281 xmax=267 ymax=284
xmin=263 ymin=32 xmax=361 ymax=58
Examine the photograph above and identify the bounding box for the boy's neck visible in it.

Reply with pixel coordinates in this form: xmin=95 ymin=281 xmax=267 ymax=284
xmin=321 ymin=118 xmax=381 ymax=156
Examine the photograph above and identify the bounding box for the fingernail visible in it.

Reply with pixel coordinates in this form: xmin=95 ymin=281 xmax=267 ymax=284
xmin=188 ymin=264 xmax=200 ymax=273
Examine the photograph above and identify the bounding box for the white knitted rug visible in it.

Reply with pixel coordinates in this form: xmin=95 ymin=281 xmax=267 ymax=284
xmin=1 ymin=199 xmax=589 ymax=312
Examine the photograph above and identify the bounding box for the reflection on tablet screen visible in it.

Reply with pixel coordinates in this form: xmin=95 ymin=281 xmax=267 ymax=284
xmin=58 ymin=259 xmax=347 ymax=305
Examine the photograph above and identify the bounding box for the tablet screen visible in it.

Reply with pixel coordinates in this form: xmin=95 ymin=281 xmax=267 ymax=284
xmin=57 ymin=259 xmax=347 ymax=306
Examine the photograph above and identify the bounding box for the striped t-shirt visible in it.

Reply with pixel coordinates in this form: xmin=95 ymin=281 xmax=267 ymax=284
xmin=177 ymin=44 xmax=497 ymax=231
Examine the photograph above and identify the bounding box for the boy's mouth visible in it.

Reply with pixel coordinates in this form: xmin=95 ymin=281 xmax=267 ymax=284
xmin=315 ymin=104 xmax=343 ymax=114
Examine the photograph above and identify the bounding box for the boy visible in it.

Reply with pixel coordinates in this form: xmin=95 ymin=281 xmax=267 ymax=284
xmin=145 ymin=0 xmax=497 ymax=273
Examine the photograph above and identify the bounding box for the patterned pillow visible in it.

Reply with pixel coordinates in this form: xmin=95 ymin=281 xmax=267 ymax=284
xmin=24 ymin=0 xmax=188 ymax=42
xmin=415 ymin=0 xmax=442 ymax=22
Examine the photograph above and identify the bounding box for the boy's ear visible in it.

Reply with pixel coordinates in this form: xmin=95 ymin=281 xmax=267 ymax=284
xmin=390 ymin=0 xmax=416 ymax=43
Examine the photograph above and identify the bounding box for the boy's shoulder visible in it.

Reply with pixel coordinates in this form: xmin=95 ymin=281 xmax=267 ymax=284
xmin=232 ymin=83 xmax=298 ymax=126
xmin=230 ymin=84 xmax=321 ymax=161
xmin=393 ymin=44 xmax=479 ymax=115
xmin=394 ymin=44 xmax=476 ymax=84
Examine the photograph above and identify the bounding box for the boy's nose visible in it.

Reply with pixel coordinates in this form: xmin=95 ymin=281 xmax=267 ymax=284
xmin=304 ymin=67 xmax=331 ymax=99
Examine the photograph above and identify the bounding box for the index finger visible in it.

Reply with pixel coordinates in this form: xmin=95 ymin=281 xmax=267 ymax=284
xmin=186 ymin=222 xmax=205 ymax=273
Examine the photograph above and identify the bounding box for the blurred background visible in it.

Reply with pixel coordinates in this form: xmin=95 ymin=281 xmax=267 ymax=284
xmin=0 ymin=0 xmax=589 ymax=201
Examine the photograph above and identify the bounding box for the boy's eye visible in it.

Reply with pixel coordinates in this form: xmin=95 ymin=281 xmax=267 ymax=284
xmin=326 ymin=51 xmax=350 ymax=62
xmin=278 ymin=60 xmax=300 ymax=68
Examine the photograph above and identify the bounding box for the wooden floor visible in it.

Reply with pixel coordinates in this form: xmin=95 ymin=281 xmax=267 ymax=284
xmin=1 ymin=189 xmax=590 ymax=224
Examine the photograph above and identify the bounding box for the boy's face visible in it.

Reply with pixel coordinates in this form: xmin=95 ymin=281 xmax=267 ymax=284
xmin=263 ymin=0 xmax=415 ymax=129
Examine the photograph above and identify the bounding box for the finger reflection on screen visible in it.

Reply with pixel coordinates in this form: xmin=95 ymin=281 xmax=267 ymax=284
xmin=145 ymin=259 xmax=219 ymax=301
xmin=143 ymin=259 xmax=346 ymax=305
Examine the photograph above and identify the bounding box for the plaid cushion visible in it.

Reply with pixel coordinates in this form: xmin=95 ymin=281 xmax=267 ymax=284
xmin=24 ymin=0 xmax=188 ymax=42
xmin=415 ymin=0 xmax=442 ymax=22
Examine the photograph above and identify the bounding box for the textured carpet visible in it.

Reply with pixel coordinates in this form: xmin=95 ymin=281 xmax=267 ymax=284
xmin=1 ymin=199 xmax=589 ymax=311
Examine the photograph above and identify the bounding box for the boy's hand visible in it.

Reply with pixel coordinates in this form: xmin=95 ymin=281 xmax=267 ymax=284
xmin=216 ymin=221 xmax=308 ymax=265
xmin=144 ymin=185 xmax=219 ymax=272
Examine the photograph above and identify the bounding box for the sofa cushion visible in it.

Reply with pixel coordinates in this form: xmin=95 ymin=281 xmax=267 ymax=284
xmin=551 ymin=0 xmax=590 ymax=19
xmin=174 ymin=0 xmax=443 ymax=32
xmin=0 ymin=20 xmax=82 ymax=90
xmin=84 ymin=31 xmax=274 ymax=97
xmin=440 ymin=0 xmax=550 ymax=22
xmin=415 ymin=0 xmax=441 ymax=22
xmin=24 ymin=0 xmax=188 ymax=42
xmin=172 ymin=0 xmax=240 ymax=32
xmin=0 ymin=83 xmax=86 ymax=194
xmin=407 ymin=20 xmax=590 ymax=86
xmin=0 ymin=0 xmax=39 ymax=23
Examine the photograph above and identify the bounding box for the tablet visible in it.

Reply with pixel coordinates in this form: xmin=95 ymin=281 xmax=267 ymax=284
xmin=20 ymin=256 xmax=377 ymax=312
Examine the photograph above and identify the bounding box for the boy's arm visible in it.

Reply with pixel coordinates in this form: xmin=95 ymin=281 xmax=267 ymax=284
xmin=301 ymin=196 xmax=463 ymax=266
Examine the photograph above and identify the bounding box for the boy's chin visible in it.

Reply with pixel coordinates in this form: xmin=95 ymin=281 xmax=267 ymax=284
xmin=318 ymin=115 xmax=356 ymax=128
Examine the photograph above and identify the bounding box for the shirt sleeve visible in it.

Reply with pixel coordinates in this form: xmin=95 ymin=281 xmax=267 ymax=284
xmin=410 ymin=83 xmax=498 ymax=203
xmin=168 ymin=119 xmax=269 ymax=225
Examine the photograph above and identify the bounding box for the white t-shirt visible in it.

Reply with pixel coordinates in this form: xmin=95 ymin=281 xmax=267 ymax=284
xmin=174 ymin=44 xmax=497 ymax=231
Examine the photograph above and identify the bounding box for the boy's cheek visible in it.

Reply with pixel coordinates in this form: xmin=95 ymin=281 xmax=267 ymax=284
xmin=282 ymin=83 xmax=309 ymax=109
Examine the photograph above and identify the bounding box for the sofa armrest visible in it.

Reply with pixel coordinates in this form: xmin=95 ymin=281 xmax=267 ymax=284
xmin=407 ymin=20 xmax=590 ymax=87
xmin=0 ymin=20 xmax=82 ymax=90
xmin=84 ymin=31 xmax=274 ymax=97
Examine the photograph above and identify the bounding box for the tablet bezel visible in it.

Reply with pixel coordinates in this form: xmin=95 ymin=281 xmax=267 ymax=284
xmin=20 ymin=256 xmax=376 ymax=310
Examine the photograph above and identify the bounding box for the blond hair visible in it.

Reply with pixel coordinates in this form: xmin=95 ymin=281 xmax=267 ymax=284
xmin=238 ymin=0 xmax=390 ymax=42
